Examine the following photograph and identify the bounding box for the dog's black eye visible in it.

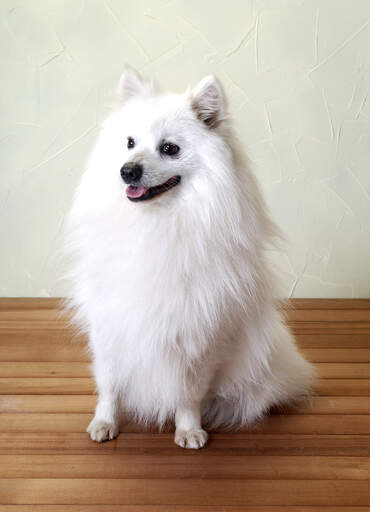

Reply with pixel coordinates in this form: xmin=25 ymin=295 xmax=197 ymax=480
xmin=127 ymin=137 xmax=135 ymax=149
xmin=160 ymin=142 xmax=180 ymax=156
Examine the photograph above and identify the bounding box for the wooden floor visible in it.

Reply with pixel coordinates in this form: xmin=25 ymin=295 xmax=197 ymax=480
xmin=1 ymin=298 xmax=370 ymax=510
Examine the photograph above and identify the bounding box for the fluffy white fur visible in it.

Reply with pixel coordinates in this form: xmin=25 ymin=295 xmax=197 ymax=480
xmin=65 ymin=66 xmax=315 ymax=449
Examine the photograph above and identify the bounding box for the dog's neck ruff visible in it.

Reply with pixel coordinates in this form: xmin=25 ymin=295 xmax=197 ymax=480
xmin=126 ymin=176 xmax=181 ymax=202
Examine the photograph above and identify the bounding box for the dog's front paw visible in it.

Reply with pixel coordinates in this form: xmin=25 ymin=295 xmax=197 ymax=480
xmin=174 ymin=428 xmax=208 ymax=449
xmin=87 ymin=417 xmax=119 ymax=443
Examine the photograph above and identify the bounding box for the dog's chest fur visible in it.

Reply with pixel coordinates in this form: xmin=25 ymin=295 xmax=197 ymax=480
xmin=79 ymin=200 xmax=248 ymax=350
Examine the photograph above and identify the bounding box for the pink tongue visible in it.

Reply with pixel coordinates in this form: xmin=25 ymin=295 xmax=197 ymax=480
xmin=126 ymin=185 xmax=148 ymax=198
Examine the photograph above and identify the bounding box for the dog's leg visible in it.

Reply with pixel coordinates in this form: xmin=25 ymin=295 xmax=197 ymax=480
xmin=87 ymin=337 xmax=120 ymax=442
xmin=87 ymin=389 xmax=120 ymax=443
xmin=175 ymin=401 xmax=208 ymax=449
xmin=174 ymin=363 xmax=213 ymax=449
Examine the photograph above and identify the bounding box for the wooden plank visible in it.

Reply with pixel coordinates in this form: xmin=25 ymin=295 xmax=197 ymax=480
xmin=286 ymin=309 xmax=370 ymax=322
xmin=0 ymin=320 xmax=68 ymax=331
xmin=2 ymin=377 xmax=370 ymax=395
xmin=316 ymin=379 xmax=370 ymax=395
xmin=1 ymin=320 xmax=369 ymax=334
xmin=1 ymin=433 xmax=370 ymax=456
xmin=315 ymin=363 xmax=370 ymax=378
xmin=0 ymin=297 xmax=368 ymax=311
xmin=0 ymin=331 xmax=85 ymax=345
xmin=297 ymin=333 xmax=370 ymax=348
xmin=1 ymin=478 xmax=370 ymax=506
xmin=0 ymin=507 xmax=369 ymax=512
xmin=0 ymin=362 xmax=90 ymax=378
xmin=1 ymin=507 xmax=365 ymax=512
xmin=287 ymin=299 xmax=370 ymax=309
xmin=0 ymin=330 xmax=87 ymax=363
xmin=0 ymin=304 xmax=69 ymax=330
xmin=0 ymin=332 xmax=369 ymax=356
xmin=2 ymin=343 xmax=370 ymax=365
xmin=0 ymin=378 xmax=95 ymax=394
xmin=0 ymin=340 xmax=88 ymax=362
xmin=2 ymin=413 xmax=370 ymax=434
xmin=3 ymin=362 xmax=370 ymax=379
xmin=0 ymin=298 xmax=61 ymax=311
xmin=3 ymin=454 xmax=370 ymax=480
xmin=1 ymin=299 xmax=369 ymax=333
xmin=291 ymin=396 xmax=370 ymax=414
xmin=0 ymin=310 xmax=63 ymax=322
xmin=1 ymin=377 xmax=370 ymax=396
xmin=289 ymin=322 xmax=370 ymax=334
xmin=0 ymin=413 xmax=93 ymax=433
xmin=2 ymin=395 xmax=370 ymax=415
xmin=250 ymin=414 xmax=370 ymax=434
xmin=305 ymin=348 xmax=370 ymax=362
xmin=0 ymin=395 xmax=96 ymax=413
xmin=2 ymin=335 xmax=370 ymax=363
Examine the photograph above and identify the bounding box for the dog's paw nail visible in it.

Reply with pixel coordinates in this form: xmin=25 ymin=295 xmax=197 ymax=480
xmin=174 ymin=428 xmax=208 ymax=449
xmin=87 ymin=418 xmax=119 ymax=442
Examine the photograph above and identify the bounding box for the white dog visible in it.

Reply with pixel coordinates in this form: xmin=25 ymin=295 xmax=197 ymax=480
xmin=65 ymin=66 xmax=315 ymax=449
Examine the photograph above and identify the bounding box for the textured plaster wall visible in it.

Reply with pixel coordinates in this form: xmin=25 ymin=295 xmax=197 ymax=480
xmin=1 ymin=0 xmax=370 ymax=297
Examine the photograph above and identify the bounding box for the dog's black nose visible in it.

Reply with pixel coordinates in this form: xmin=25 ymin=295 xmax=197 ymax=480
xmin=120 ymin=162 xmax=143 ymax=184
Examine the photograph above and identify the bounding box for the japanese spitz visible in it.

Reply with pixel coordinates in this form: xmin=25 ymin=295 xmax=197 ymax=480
xmin=65 ymin=66 xmax=315 ymax=449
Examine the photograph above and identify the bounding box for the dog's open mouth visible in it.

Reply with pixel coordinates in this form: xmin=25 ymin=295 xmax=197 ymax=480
xmin=126 ymin=176 xmax=181 ymax=202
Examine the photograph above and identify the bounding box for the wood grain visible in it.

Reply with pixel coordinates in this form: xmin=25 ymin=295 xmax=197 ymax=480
xmin=3 ymin=361 xmax=370 ymax=379
xmin=0 ymin=378 xmax=94 ymax=394
xmin=2 ymin=395 xmax=370 ymax=414
xmin=0 ymin=362 xmax=90 ymax=378
xmin=0 ymin=395 xmax=96 ymax=413
xmin=2 ymin=454 xmax=370 ymax=479
xmin=1 ymin=433 xmax=370 ymax=456
xmin=2 ymin=478 xmax=370 ymax=506
xmin=3 ymin=377 xmax=370 ymax=395
xmin=1 ymin=298 xmax=370 ymax=509
xmin=0 ymin=507 xmax=369 ymax=512
xmin=315 ymin=363 xmax=370 ymax=378
xmin=2 ymin=413 xmax=370 ymax=434
xmin=305 ymin=348 xmax=370 ymax=361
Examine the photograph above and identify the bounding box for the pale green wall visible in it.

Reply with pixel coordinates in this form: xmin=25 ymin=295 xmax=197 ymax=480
xmin=1 ymin=0 xmax=370 ymax=297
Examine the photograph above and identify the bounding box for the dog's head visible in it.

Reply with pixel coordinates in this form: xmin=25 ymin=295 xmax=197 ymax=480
xmin=100 ymin=66 xmax=232 ymax=205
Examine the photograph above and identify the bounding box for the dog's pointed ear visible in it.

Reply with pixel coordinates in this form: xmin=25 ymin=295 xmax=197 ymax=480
xmin=118 ymin=65 xmax=149 ymax=103
xmin=191 ymin=76 xmax=226 ymax=128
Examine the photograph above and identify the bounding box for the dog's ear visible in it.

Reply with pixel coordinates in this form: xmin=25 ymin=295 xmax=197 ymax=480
xmin=118 ymin=65 xmax=150 ymax=103
xmin=191 ymin=76 xmax=226 ymax=128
